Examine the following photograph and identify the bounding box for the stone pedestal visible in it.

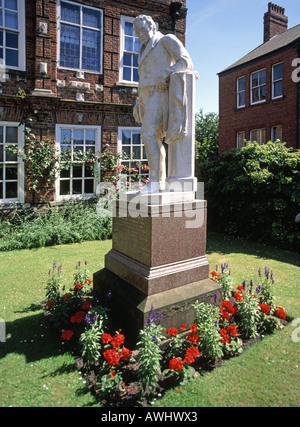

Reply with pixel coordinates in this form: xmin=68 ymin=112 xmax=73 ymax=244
xmin=93 ymin=198 xmax=222 ymax=343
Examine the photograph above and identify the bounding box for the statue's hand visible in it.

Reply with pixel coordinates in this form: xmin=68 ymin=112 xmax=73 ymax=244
xmin=157 ymin=74 xmax=169 ymax=92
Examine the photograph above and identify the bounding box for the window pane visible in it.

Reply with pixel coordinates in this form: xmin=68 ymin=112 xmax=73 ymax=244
xmin=5 ymin=0 xmax=17 ymax=11
xmin=5 ymin=10 xmax=18 ymax=29
xmin=61 ymin=129 xmax=72 ymax=144
xmin=60 ymin=180 xmax=70 ymax=196
xmin=85 ymin=165 xmax=94 ymax=177
xmin=252 ymin=88 xmax=259 ymax=103
xmin=6 ymin=126 xmax=17 ymax=142
xmin=238 ymin=77 xmax=245 ymax=91
xmin=61 ymin=2 xmax=80 ymax=25
xmin=0 ymin=11 xmax=2 ymax=28
xmin=82 ymin=28 xmax=100 ymax=72
xmin=134 ymin=38 xmax=142 ymax=53
xmin=122 ymin=131 xmax=131 ymax=145
xmin=0 ymin=126 xmax=3 ymax=143
xmin=6 ymin=180 xmax=17 ymax=198
xmin=125 ymin=36 xmax=133 ymax=51
xmin=273 ymin=63 xmax=283 ymax=81
xmin=123 ymin=67 xmax=131 ymax=81
xmin=73 ymin=165 xmax=83 ymax=178
xmin=133 ymin=54 xmax=138 ymax=67
xmin=0 ymin=30 xmax=3 ymax=46
xmin=133 ymin=68 xmax=139 ymax=82
xmin=84 ymin=179 xmax=93 ymax=194
xmin=132 ymin=145 xmax=140 ymax=159
xmin=252 ymin=73 xmax=258 ymax=87
xmin=125 ymin=21 xmax=133 ymax=36
xmin=274 ymin=81 xmax=283 ymax=97
xmin=259 ymin=71 xmax=266 ymax=85
xmin=6 ymin=165 xmax=17 ymax=180
xmin=60 ymin=168 xmax=70 ymax=178
xmin=0 ymin=182 xmax=2 ymax=199
xmin=5 ymin=145 xmax=17 ymax=161
xmin=60 ymin=24 xmax=80 ymax=69
xmin=83 ymin=7 xmax=100 ymax=29
xmin=0 ymin=145 xmax=3 ymax=162
xmin=132 ymin=132 xmax=140 ymax=145
xmin=73 ymin=179 xmax=82 ymax=194
xmin=123 ymin=53 xmax=131 ymax=66
xmin=86 ymin=130 xmax=95 ymax=145
xmin=6 ymin=48 xmax=18 ymax=66
xmin=73 ymin=129 xmax=84 ymax=145
xmin=238 ymin=93 xmax=245 ymax=107
xmin=6 ymin=31 xmax=18 ymax=48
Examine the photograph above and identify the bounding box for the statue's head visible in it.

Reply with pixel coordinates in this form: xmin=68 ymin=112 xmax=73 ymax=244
xmin=133 ymin=15 xmax=156 ymax=45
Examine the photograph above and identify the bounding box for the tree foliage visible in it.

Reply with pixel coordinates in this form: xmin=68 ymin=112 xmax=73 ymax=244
xmin=195 ymin=109 xmax=219 ymax=161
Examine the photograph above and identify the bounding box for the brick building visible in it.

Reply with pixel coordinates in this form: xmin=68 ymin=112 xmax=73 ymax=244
xmin=218 ymin=3 xmax=300 ymax=154
xmin=0 ymin=0 xmax=187 ymax=206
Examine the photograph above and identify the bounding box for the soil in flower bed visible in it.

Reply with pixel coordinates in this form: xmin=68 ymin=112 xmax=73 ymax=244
xmin=75 ymin=325 xmax=287 ymax=408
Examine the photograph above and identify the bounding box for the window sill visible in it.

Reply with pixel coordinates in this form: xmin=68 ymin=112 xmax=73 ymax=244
xmin=116 ymin=81 xmax=138 ymax=88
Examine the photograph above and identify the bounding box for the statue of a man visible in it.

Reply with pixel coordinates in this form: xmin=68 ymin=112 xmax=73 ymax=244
xmin=133 ymin=15 xmax=193 ymax=193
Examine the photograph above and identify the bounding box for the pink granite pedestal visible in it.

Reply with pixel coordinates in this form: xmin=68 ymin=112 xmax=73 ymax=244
xmin=93 ymin=199 xmax=222 ymax=343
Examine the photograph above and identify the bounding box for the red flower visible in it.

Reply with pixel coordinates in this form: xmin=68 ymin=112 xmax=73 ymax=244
xmin=219 ymin=328 xmax=228 ymax=337
xmin=169 ymin=358 xmax=183 ymax=371
xmin=186 ymin=333 xmax=200 ymax=343
xmin=275 ymin=306 xmax=287 ymax=320
xmin=120 ymin=347 xmax=132 ymax=361
xmin=184 ymin=354 xmax=195 ymax=364
xmin=109 ymin=371 xmax=116 ymax=378
xmin=220 ymin=334 xmax=230 ymax=344
xmin=221 ymin=300 xmax=237 ymax=315
xmin=46 ymin=299 xmax=55 ymax=308
xmin=71 ymin=310 xmax=85 ymax=324
xmin=103 ymin=349 xmax=120 ymax=366
xmin=227 ymin=324 xmax=239 ymax=336
xmin=258 ymin=303 xmax=270 ymax=314
xmin=61 ymin=330 xmax=74 ymax=341
xmin=62 ymin=293 xmax=72 ymax=303
xmin=166 ymin=327 xmax=178 ymax=337
xmin=82 ymin=301 xmax=92 ymax=310
xmin=189 ymin=324 xmax=198 ymax=333
xmin=111 ymin=333 xmax=125 ymax=349
xmin=220 ymin=307 xmax=230 ymax=321
xmin=74 ymin=283 xmax=83 ymax=292
xmin=180 ymin=324 xmax=187 ymax=331
xmin=102 ymin=333 xmax=112 ymax=344
xmin=234 ymin=291 xmax=243 ymax=302
xmin=185 ymin=346 xmax=200 ymax=363
xmin=237 ymin=285 xmax=244 ymax=291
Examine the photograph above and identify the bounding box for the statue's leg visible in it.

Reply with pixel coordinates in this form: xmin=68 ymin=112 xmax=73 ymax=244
xmin=140 ymin=88 xmax=167 ymax=191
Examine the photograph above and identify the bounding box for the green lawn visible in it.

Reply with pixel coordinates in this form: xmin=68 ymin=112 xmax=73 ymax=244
xmin=0 ymin=233 xmax=299 ymax=407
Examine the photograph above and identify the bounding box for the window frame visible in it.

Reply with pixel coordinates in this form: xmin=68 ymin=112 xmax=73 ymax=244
xmin=271 ymin=125 xmax=283 ymax=142
xmin=236 ymin=131 xmax=246 ymax=148
xmin=272 ymin=62 xmax=283 ymax=100
xmin=237 ymin=76 xmax=246 ymax=109
xmin=250 ymin=128 xmax=266 ymax=145
xmin=119 ymin=16 xmax=141 ymax=85
xmin=0 ymin=0 xmax=26 ymax=71
xmin=55 ymin=124 xmax=101 ymax=201
xmin=56 ymin=0 xmax=103 ymax=74
xmin=117 ymin=126 xmax=149 ymax=177
xmin=250 ymin=69 xmax=266 ymax=105
xmin=0 ymin=121 xmax=24 ymax=204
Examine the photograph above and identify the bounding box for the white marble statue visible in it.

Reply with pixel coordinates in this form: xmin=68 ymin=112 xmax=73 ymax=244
xmin=133 ymin=14 xmax=196 ymax=195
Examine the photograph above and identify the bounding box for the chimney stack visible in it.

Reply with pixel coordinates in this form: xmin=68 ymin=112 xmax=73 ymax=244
xmin=264 ymin=3 xmax=288 ymax=43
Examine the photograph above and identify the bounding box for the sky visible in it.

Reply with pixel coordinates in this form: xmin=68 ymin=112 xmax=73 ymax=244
xmin=185 ymin=0 xmax=300 ymax=114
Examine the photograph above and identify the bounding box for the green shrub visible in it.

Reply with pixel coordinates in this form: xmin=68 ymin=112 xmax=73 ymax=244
xmin=201 ymin=141 xmax=300 ymax=251
xmin=0 ymin=198 xmax=112 ymax=251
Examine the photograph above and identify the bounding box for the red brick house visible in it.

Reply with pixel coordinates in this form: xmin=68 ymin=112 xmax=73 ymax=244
xmin=0 ymin=0 xmax=187 ymax=206
xmin=218 ymin=3 xmax=300 ymax=154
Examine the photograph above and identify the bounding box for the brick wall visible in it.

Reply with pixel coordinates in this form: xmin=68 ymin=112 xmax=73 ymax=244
xmin=219 ymin=46 xmax=299 ymax=154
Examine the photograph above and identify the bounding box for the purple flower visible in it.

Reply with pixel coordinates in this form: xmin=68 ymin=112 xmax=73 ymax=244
xmin=214 ymin=293 xmax=218 ymax=303
xmin=242 ymin=281 xmax=247 ymax=290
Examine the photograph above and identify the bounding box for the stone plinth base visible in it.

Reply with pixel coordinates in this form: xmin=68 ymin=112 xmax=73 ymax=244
xmin=105 ymin=200 xmax=209 ymax=295
xmin=93 ymin=198 xmax=222 ymax=344
xmin=93 ymin=268 xmax=222 ymax=345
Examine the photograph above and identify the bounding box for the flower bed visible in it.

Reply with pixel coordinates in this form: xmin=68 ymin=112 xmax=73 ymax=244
xmin=42 ymin=261 xmax=289 ymax=407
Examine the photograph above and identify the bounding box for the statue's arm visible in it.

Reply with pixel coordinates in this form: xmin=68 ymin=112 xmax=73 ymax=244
xmin=157 ymin=34 xmax=193 ymax=87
